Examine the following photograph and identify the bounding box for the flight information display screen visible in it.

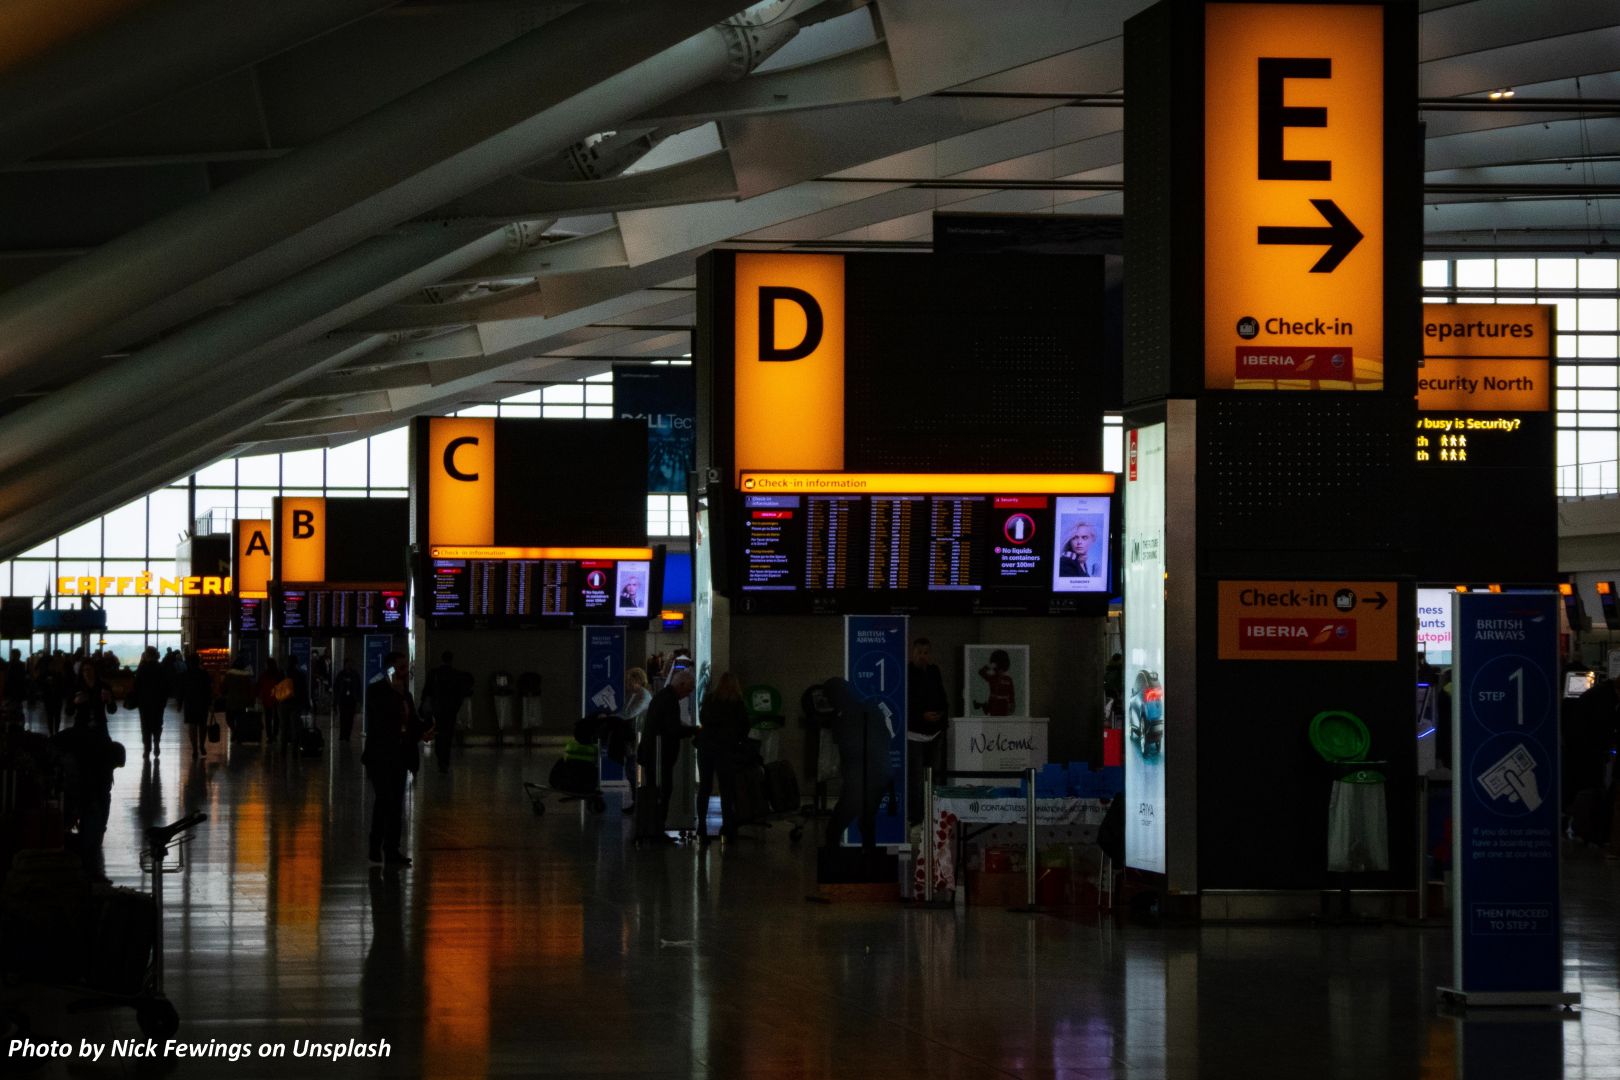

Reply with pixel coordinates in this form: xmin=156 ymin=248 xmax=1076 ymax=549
xmin=275 ymin=588 xmax=407 ymax=632
xmin=735 ymin=484 xmax=1112 ymax=614
xmin=427 ymin=553 xmax=655 ymax=627
xmin=238 ymin=597 xmax=263 ymax=634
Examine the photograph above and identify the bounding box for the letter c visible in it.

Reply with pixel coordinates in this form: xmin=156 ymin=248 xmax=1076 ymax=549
xmin=444 ymin=436 xmax=480 ymax=481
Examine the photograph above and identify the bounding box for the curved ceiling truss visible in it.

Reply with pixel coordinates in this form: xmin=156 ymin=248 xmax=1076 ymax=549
xmin=0 ymin=0 xmax=1616 ymax=557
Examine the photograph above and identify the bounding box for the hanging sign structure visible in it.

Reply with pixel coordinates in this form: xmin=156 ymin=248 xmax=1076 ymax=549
xmin=1204 ymin=3 xmax=1385 ymax=391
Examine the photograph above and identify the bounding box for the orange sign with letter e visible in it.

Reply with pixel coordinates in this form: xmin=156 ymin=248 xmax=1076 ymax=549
xmin=1218 ymin=580 xmax=1397 ymax=661
xmin=1205 ymin=3 xmax=1384 ymax=391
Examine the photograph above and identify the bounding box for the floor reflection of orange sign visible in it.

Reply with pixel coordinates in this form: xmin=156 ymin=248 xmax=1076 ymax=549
xmin=1218 ymin=580 xmax=1397 ymax=661
xmin=1204 ymin=3 xmax=1385 ymax=391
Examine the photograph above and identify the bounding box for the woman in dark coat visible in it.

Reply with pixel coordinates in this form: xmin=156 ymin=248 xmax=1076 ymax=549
xmin=132 ymin=646 xmax=170 ymax=758
xmin=695 ymin=672 xmax=751 ymax=844
xmin=181 ymin=650 xmax=215 ymax=759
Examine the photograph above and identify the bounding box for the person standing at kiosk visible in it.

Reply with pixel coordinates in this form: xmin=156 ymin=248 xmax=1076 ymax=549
xmin=637 ymin=668 xmax=695 ymax=841
xmin=823 ymin=677 xmax=893 ymax=854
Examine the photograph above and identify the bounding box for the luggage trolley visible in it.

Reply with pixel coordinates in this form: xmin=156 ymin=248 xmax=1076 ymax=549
xmin=523 ymin=780 xmax=606 ymax=816
xmin=55 ymin=812 xmax=208 ymax=1038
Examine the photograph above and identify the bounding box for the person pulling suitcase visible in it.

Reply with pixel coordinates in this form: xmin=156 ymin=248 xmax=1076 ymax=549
xmin=634 ymin=669 xmax=695 ymax=845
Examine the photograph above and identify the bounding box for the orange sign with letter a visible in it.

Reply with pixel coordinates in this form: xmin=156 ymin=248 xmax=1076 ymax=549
xmin=1205 ymin=3 xmax=1384 ymax=391
xmin=1218 ymin=580 xmax=1397 ymax=661
xmin=427 ymin=416 xmax=495 ymax=547
xmin=733 ymin=253 xmax=844 ymax=480
xmin=234 ymin=519 xmax=272 ymax=598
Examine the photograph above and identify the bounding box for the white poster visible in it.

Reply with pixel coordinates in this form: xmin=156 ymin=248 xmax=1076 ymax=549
xmin=1124 ymin=424 xmax=1166 ymax=873
xmin=962 ymin=644 xmax=1030 ymax=718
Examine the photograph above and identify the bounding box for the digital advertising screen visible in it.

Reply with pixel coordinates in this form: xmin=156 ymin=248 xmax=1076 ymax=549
xmin=731 ymin=474 xmax=1114 ymax=615
xmin=1416 ymin=587 xmax=1454 ymax=666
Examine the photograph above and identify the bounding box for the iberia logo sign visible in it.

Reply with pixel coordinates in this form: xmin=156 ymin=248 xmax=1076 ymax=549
xmin=1237 ymin=617 xmax=1357 ymax=652
xmin=1236 ymin=346 xmax=1353 ymax=380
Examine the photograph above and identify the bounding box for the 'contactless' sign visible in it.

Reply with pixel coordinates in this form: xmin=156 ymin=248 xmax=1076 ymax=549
xmin=1205 ymin=3 xmax=1384 ymax=391
xmin=1445 ymin=591 xmax=1574 ymax=1005
xmin=1217 ymin=580 xmax=1397 ymax=661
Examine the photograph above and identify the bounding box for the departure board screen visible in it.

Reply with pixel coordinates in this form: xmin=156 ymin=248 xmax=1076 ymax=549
xmin=238 ymin=598 xmax=263 ymax=634
xmin=428 ymin=554 xmax=657 ymax=627
xmin=274 ymin=587 xmax=408 ymax=631
xmin=735 ymin=490 xmax=1112 ymax=614
xmin=280 ymin=590 xmax=308 ymax=630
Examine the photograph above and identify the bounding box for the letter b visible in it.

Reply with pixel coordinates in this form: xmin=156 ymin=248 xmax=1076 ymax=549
xmin=758 ymin=286 xmax=823 ymax=361
xmin=292 ymin=510 xmax=315 ymax=539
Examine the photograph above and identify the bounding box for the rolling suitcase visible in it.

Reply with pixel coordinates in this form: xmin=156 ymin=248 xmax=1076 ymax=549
xmin=633 ymin=740 xmax=664 ymax=843
xmin=298 ymin=721 xmax=323 ymax=758
xmin=1570 ymin=787 xmax=1609 ymax=845
xmin=735 ymin=764 xmax=769 ymax=825
xmin=764 ymin=761 xmax=800 ymax=813
xmin=88 ymin=884 xmax=156 ymax=995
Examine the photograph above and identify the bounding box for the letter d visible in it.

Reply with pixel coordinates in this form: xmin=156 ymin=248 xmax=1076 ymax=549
xmin=758 ymin=286 xmax=823 ymax=361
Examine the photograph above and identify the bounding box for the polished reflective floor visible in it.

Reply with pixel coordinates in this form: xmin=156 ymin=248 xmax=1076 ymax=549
xmin=7 ymin=707 xmax=1620 ymax=1078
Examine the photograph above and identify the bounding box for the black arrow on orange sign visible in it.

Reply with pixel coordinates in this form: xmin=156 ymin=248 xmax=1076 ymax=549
xmin=1257 ymin=198 xmax=1363 ymax=273
xmin=1368 ymin=590 xmax=1388 ymax=610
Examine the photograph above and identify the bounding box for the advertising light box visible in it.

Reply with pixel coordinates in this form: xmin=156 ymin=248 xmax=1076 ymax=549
xmin=732 ymin=473 xmax=1113 ymax=616
xmin=1416 ymin=587 xmax=1454 ymax=666
xmin=1124 ymin=424 xmax=1166 ymax=874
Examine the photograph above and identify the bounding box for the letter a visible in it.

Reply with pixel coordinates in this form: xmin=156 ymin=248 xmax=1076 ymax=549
xmin=246 ymin=529 xmax=270 ymax=555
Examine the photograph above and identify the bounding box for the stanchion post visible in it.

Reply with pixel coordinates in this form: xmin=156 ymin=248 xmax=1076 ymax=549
xmin=1417 ymin=775 xmax=1428 ymax=921
xmin=923 ymin=765 xmax=936 ymax=903
xmin=1025 ymin=766 xmax=1037 ymax=910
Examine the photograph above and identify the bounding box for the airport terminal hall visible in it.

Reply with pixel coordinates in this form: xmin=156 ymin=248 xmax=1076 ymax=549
xmin=6 ymin=1 xmax=1620 ymax=1077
